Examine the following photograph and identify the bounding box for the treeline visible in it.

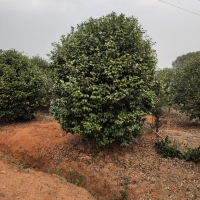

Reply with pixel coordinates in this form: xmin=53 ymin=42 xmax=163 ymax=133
xmin=155 ymin=51 xmax=200 ymax=121
xmin=0 ymin=12 xmax=199 ymax=147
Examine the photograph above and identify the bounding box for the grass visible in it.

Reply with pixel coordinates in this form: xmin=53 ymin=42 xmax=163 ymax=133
xmin=54 ymin=167 xmax=84 ymax=187
xmin=18 ymin=162 xmax=28 ymax=169
xmin=65 ymin=167 xmax=84 ymax=186
xmin=1 ymin=152 xmax=15 ymax=164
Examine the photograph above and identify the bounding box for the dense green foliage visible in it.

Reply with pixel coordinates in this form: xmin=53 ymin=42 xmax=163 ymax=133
xmin=30 ymin=55 xmax=53 ymax=108
xmin=30 ymin=55 xmax=50 ymax=72
xmin=155 ymin=136 xmax=182 ymax=158
xmin=170 ymin=51 xmax=200 ymax=119
xmin=0 ymin=49 xmax=46 ymax=120
xmin=155 ymin=51 xmax=200 ymax=121
xmin=172 ymin=51 xmax=200 ymax=69
xmin=50 ymin=12 xmax=157 ymax=147
xmin=184 ymin=147 xmax=200 ymax=163
xmin=155 ymin=68 xmax=174 ymax=107
xmin=155 ymin=136 xmax=200 ymax=163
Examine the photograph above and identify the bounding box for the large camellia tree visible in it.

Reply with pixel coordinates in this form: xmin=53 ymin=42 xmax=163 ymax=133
xmin=49 ymin=12 xmax=157 ymax=147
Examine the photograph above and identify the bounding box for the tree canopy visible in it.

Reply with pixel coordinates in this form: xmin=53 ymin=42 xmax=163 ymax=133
xmin=172 ymin=51 xmax=200 ymax=69
xmin=0 ymin=49 xmax=46 ymax=120
xmin=170 ymin=52 xmax=200 ymax=119
xmin=50 ymin=12 xmax=157 ymax=147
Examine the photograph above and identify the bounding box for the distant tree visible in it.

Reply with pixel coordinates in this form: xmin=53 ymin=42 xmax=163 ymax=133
xmin=155 ymin=68 xmax=175 ymax=108
xmin=150 ymin=79 xmax=167 ymax=133
xmin=172 ymin=51 xmax=200 ymax=69
xmin=170 ymin=52 xmax=200 ymax=119
xmin=50 ymin=12 xmax=157 ymax=147
xmin=0 ymin=49 xmax=46 ymax=120
xmin=30 ymin=55 xmax=53 ymax=108
xmin=30 ymin=55 xmax=50 ymax=72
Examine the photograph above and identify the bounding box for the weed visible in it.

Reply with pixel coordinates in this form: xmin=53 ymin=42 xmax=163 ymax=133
xmin=1 ymin=153 xmax=15 ymax=163
xmin=55 ymin=169 xmax=62 ymax=176
xmin=18 ymin=162 xmax=27 ymax=169
xmin=67 ymin=167 xmax=73 ymax=175
xmin=65 ymin=167 xmax=84 ymax=186
xmin=9 ymin=157 xmax=15 ymax=163
xmin=120 ymin=185 xmax=128 ymax=200
xmin=151 ymin=99 xmax=168 ymax=132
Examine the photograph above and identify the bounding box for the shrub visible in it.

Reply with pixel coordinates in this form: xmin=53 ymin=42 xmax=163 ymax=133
xmin=155 ymin=136 xmax=200 ymax=163
xmin=50 ymin=12 xmax=157 ymax=147
xmin=0 ymin=49 xmax=46 ymax=120
xmin=183 ymin=147 xmax=200 ymax=163
xmin=151 ymin=100 xmax=167 ymax=132
xmin=154 ymin=136 xmax=182 ymax=159
xmin=151 ymin=81 xmax=168 ymax=132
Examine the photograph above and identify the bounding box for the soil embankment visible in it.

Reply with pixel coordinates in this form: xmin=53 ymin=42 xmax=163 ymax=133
xmin=0 ymin=111 xmax=200 ymax=199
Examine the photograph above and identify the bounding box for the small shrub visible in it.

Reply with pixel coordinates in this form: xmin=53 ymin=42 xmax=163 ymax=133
xmin=151 ymin=80 xmax=168 ymax=132
xmin=155 ymin=136 xmax=200 ymax=163
xmin=154 ymin=136 xmax=182 ymax=159
xmin=65 ymin=168 xmax=84 ymax=186
xmin=151 ymin=101 xmax=167 ymax=132
xmin=183 ymin=147 xmax=200 ymax=163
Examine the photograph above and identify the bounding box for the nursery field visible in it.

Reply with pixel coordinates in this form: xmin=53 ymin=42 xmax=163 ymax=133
xmin=0 ymin=110 xmax=200 ymax=200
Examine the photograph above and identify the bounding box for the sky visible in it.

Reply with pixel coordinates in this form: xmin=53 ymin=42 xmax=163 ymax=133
xmin=0 ymin=0 xmax=200 ymax=69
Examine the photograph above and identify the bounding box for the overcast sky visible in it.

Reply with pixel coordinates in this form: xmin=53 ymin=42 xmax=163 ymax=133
xmin=0 ymin=0 xmax=200 ymax=68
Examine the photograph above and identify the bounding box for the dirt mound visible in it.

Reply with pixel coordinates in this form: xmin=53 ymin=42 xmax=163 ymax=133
xmin=0 ymin=157 xmax=94 ymax=200
xmin=0 ymin=111 xmax=200 ymax=199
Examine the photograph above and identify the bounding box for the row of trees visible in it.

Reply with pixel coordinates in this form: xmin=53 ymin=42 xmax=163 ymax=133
xmin=156 ymin=51 xmax=200 ymax=120
xmin=0 ymin=12 xmax=199 ymax=147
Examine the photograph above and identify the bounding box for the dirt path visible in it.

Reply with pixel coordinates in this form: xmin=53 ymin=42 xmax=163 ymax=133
xmin=0 ymin=111 xmax=200 ymax=199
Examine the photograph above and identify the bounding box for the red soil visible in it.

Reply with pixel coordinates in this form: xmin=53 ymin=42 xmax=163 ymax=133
xmin=0 ymin=110 xmax=200 ymax=199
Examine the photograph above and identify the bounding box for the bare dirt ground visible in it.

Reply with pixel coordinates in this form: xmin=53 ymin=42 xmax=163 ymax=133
xmin=0 ymin=110 xmax=200 ymax=200
xmin=0 ymin=157 xmax=94 ymax=200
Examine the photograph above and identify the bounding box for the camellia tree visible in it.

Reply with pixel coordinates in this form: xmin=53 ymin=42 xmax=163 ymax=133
xmin=50 ymin=12 xmax=157 ymax=147
xmin=30 ymin=55 xmax=53 ymax=108
xmin=172 ymin=51 xmax=200 ymax=69
xmin=170 ymin=51 xmax=200 ymax=119
xmin=30 ymin=55 xmax=50 ymax=72
xmin=0 ymin=49 xmax=46 ymax=120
